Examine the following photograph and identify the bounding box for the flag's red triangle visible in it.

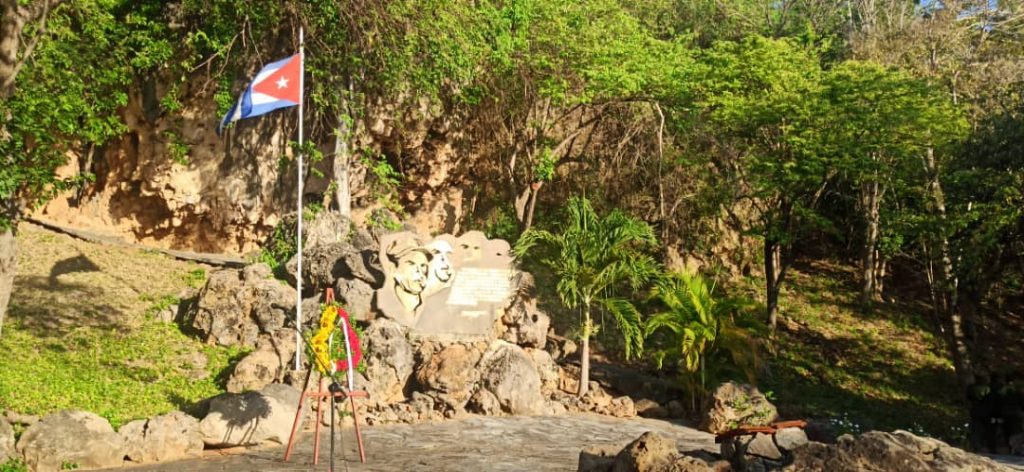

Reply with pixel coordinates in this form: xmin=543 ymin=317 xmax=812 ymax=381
xmin=252 ymin=54 xmax=301 ymax=103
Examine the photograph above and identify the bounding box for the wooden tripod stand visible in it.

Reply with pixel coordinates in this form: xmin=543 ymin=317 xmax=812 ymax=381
xmin=283 ymin=366 xmax=368 ymax=465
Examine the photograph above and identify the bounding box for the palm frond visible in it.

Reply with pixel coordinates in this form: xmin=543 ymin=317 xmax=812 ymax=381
xmin=601 ymin=296 xmax=645 ymax=360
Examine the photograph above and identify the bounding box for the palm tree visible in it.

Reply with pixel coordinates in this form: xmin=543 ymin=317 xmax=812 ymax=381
xmin=515 ymin=197 xmax=659 ymax=397
xmin=645 ymin=271 xmax=759 ymax=409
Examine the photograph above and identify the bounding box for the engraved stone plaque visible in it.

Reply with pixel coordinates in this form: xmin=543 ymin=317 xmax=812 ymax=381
xmin=373 ymin=231 xmax=516 ymax=338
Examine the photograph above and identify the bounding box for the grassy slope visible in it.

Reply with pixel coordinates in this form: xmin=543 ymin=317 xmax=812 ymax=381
xmin=751 ymin=260 xmax=965 ymax=442
xmin=0 ymin=224 xmax=242 ymax=428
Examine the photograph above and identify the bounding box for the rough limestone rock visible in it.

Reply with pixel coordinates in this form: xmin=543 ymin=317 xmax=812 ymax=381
xmin=119 ymin=411 xmax=203 ymax=464
xmin=526 ymin=348 xmax=561 ymax=394
xmin=341 ymin=249 xmax=385 ymax=287
xmin=477 ymin=341 xmax=544 ymax=415
xmin=1011 ymin=433 xmax=1024 ymax=456
xmin=199 ymin=383 xmax=303 ymax=447
xmin=361 ymin=319 xmax=415 ymax=404
xmin=578 ymin=444 xmax=620 ymax=472
xmin=226 ymin=328 xmax=297 ymax=393
xmin=500 ymin=280 xmax=550 ymax=348
xmin=304 ymin=211 xmax=353 ymax=248
xmin=635 ymin=399 xmax=668 ymax=419
xmin=227 ymin=348 xmax=283 ymax=393
xmin=613 ymin=431 xmax=678 ymax=472
xmin=699 ymin=382 xmax=778 ymax=434
xmin=0 ymin=417 xmax=13 ymax=464
xmin=603 ymin=396 xmax=637 ymax=419
xmin=17 ymin=410 xmax=125 ymax=472
xmin=334 ymin=277 xmax=375 ymax=320
xmin=292 ymin=242 xmax=357 ymax=294
xmin=774 ymin=427 xmax=809 ymax=452
xmin=190 ymin=266 xmax=297 ymax=349
xmin=414 ymin=343 xmax=485 ymax=412
xmin=784 ymin=430 xmax=1013 ymax=472
xmin=579 ymin=432 xmax=724 ymax=472
xmin=467 ymin=389 xmax=502 ymax=416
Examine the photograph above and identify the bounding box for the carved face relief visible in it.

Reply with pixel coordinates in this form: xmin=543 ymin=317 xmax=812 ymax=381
xmin=426 ymin=240 xmax=454 ymax=283
xmin=394 ymin=251 xmax=430 ymax=295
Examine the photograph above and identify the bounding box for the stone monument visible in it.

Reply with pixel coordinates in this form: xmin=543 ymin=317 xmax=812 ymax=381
xmin=374 ymin=231 xmax=516 ymax=338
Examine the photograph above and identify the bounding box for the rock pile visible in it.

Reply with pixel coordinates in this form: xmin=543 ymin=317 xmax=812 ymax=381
xmin=699 ymin=382 xmax=778 ymax=434
xmin=784 ymin=430 xmax=1014 ymax=472
xmin=578 ymin=431 xmax=728 ymax=472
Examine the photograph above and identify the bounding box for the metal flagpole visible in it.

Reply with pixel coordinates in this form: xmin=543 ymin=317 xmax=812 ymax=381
xmin=295 ymin=26 xmax=305 ymax=371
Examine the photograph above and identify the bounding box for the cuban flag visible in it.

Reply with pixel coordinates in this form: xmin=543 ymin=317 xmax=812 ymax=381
xmin=218 ymin=53 xmax=302 ymax=134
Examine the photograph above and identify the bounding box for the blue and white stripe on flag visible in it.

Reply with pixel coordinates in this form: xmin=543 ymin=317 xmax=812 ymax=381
xmin=218 ymin=53 xmax=303 ymax=134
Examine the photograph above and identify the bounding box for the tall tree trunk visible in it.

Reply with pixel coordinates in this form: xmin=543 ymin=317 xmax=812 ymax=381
xmin=922 ymin=147 xmax=974 ymax=389
xmin=0 ymin=223 xmax=14 ymax=337
xmin=332 ymin=112 xmax=351 ymax=217
xmin=765 ymin=238 xmax=782 ymax=331
xmin=874 ymin=253 xmax=886 ymax=300
xmin=523 ymin=182 xmax=542 ymax=232
xmin=578 ymin=303 xmax=592 ymax=397
xmin=861 ymin=178 xmax=881 ymax=306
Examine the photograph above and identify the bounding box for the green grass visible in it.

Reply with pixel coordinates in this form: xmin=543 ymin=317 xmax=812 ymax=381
xmin=0 ymin=224 xmax=239 ymax=429
xmin=742 ymin=261 xmax=965 ymax=443
xmin=0 ymin=459 xmax=28 ymax=472
xmin=0 ymin=318 xmax=244 ymax=429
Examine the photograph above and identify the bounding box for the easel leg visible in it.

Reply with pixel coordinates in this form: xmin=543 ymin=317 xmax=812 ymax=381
xmin=350 ymin=395 xmax=366 ymax=463
xmin=283 ymin=368 xmax=314 ymax=462
xmin=313 ymin=375 xmax=325 ymax=465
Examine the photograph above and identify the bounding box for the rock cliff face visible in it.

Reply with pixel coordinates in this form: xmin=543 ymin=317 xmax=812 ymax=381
xmin=32 ymin=79 xmax=473 ymax=254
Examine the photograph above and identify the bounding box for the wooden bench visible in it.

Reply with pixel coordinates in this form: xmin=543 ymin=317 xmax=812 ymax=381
xmin=715 ymin=420 xmax=808 ymax=467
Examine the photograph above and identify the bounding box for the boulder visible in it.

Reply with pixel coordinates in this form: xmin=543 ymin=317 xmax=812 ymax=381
xmin=635 ymin=399 xmax=668 ymax=419
xmin=226 ymin=328 xmax=297 ymax=393
xmin=546 ymin=333 xmax=578 ymax=363
xmin=784 ymin=430 xmax=1013 ymax=472
xmin=578 ymin=444 xmax=619 ymax=472
xmin=526 ymin=348 xmax=561 ymax=394
xmin=334 ymin=278 xmax=375 ymax=321
xmin=414 ymin=343 xmax=484 ymax=412
xmin=227 ymin=348 xmax=283 ymax=393
xmin=579 ymin=433 xmax=725 ymax=472
xmin=602 ymin=396 xmax=637 ymax=418
xmin=199 ymin=383 xmax=303 ymax=447
xmin=775 ymin=427 xmax=809 ymax=452
xmin=300 ymin=242 xmax=356 ymax=295
xmin=190 ymin=267 xmax=296 ymax=349
xmin=500 ymin=296 xmax=550 ymax=349
xmin=360 ymin=319 xmax=415 ymax=403
xmin=467 ymin=389 xmax=501 ymax=416
xmin=477 ymin=341 xmax=545 ymax=415
xmin=0 ymin=417 xmax=13 ymax=464
xmin=1010 ymin=433 xmax=1024 ymax=456
xmin=304 ymin=211 xmax=353 ymax=248
xmin=341 ymin=249 xmax=385 ymax=287
xmin=119 ymin=411 xmax=203 ymax=464
xmin=665 ymin=400 xmax=686 ymax=419
xmin=612 ymin=431 xmax=678 ymax=472
xmin=699 ymin=382 xmax=778 ymax=434
xmin=16 ymin=410 xmax=125 ymax=472
xmin=744 ymin=433 xmax=783 ymax=461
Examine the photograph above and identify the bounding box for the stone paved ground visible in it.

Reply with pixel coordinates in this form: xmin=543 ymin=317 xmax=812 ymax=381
xmin=110 ymin=413 xmax=1024 ymax=472
xmin=115 ymin=414 xmax=716 ymax=472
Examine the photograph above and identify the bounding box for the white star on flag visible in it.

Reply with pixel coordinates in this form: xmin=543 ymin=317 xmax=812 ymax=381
xmin=276 ymin=77 xmax=289 ymax=89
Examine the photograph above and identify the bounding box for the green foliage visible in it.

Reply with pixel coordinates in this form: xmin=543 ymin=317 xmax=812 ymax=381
xmin=0 ymin=318 xmax=240 ymax=428
xmin=163 ymin=130 xmax=190 ymax=166
xmin=0 ymin=459 xmax=27 ymax=472
xmin=0 ymin=0 xmax=174 ymax=226
xmin=182 ymin=268 xmax=207 ymax=289
xmin=645 ymin=271 xmax=760 ymax=402
xmin=515 ymin=197 xmax=659 ymax=360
